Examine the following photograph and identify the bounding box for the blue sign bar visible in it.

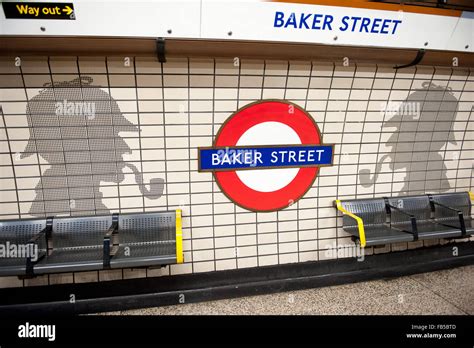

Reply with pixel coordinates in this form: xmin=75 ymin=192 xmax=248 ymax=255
xmin=200 ymin=145 xmax=333 ymax=171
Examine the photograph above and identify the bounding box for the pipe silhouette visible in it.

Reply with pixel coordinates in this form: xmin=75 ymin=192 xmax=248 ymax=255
xmin=359 ymin=154 xmax=389 ymax=188
xmin=125 ymin=163 xmax=164 ymax=199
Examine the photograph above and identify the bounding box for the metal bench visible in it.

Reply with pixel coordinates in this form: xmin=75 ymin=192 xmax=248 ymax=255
xmin=0 ymin=217 xmax=50 ymax=276
xmin=0 ymin=210 xmax=183 ymax=276
xmin=335 ymin=192 xmax=474 ymax=247
xmin=109 ymin=210 xmax=182 ymax=269
xmin=33 ymin=215 xmax=115 ymax=274
xmin=429 ymin=192 xmax=472 ymax=238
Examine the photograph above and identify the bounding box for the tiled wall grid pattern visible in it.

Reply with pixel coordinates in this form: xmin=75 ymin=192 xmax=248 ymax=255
xmin=0 ymin=57 xmax=472 ymax=288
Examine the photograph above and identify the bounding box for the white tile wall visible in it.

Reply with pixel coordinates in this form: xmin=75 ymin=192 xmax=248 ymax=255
xmin=0 ymin=56 xmax=472 ymax=288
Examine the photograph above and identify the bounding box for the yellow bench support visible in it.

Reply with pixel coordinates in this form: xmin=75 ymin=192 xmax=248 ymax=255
xmin=176 ymin=209 xmax=183 ymax=264
xmin=469 ymin=192 xmax=474 ymax=201
xmin=335 ymin=200 xmax=367 ymax=248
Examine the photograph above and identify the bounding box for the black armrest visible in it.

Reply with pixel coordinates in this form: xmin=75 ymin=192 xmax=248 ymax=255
xmin=26 ymin=230 xmax=46 ymax=262
xmin=25 ymin=217 xmax=53 ymax=275
xmin=104 ymin=224 xmax=117 ymax=238
xmin=388 ymin=204 xmax=412 ymax=217
xmin=432 ymin=200 xmax=460 ymax=213
xmin=428 ymin=195 xmax=466 ymax=236
xmin=28 ymin=230 xmax=46 ymax=245
xmin=386 ymin=203 xmax=419 ymax=241
xmin=103 ymin=213 xmax=119 ymax=268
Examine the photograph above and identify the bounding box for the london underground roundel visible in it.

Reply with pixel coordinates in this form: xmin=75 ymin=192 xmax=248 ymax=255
xmin=199 ymin=100 xmax=334 ymax=212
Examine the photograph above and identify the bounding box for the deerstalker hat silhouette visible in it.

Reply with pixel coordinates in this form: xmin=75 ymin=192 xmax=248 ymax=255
xmin=382 ymin=81 xmax=458 ymax=146
xmin=20 ymin=76 xmax=138 ymax=161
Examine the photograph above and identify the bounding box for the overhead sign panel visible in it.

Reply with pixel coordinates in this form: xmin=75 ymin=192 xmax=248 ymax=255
xmin=2 ymin=2 xmax=75 ymax=20
xmin=201 ymin=0 xmax=473 ymax=53
xmin=0 ymin=0 xmax=471 ymax=53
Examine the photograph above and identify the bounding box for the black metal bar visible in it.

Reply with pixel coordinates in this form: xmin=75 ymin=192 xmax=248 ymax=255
xmin=45 ymin=216 xmax=53 ymax=240
xmin=428 ymin=194 xmax=436 ymax=216
xmin=385 ymin=202 xmax=418 ymax=240
xmin=432 ymin=200 xmax=462 ymax=213
xmin=382 ymin=197 xmax=391 ymax=214
xmin=25 ymin=217 xmax=53 ymax=276
xmin=390 ymin=205 xmax=418 ymax=239
xmin=111 ymin=212 xmax=119 ymax=254
xmin=428 ymin=194 xmax=466 ymax=236
xmin=394 ymin=49 xmax=425 ymax=69
xmin=156 ymin=38 xmax=166 ymax=63
xmin=25 ymin=242 xmax=44 ymax=277
xmin=459 ymin=212 xmax=467 ymax=237
xmin=104 ymin=213 xmax=119 ymax=238
xmin=388 ymin=204 xmax=414 ymax=217
xmin=383 ymin=197 xmax=392 ymax=227
xmin=103 ymin=239 xmax=111 ymax=268
xmin=45 ymin=216 xmax=54 ymax=256
xmin=103 ymin=213 xmax=119 ymax=268
xmin=410 ymin=216 xmax=419 ymax=241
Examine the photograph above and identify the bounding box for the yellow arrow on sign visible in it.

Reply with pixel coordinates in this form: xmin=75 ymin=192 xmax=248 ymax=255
xmin=62 ymin=5 xmax=73 ymax=15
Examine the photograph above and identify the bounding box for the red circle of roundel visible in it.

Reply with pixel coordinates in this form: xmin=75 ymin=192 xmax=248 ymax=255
xmin=214 ymin=100 xmax=322 ymax=212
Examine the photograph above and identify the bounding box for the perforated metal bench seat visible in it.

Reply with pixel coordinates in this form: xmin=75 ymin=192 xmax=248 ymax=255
xmin=34 ymin=248 xmax=105 ymax=274
xmin=439 ymin=219 xmax=474 ymax=235
xmin=0 ymin=258 xmax=34 ymax=277
xmin=0 ymin=210 xmax=183 ymax=277
xmin=430 ymin=192 xmax=474 ymax=236
xmin=34 ymin=215 xmax=113 ymax=274
xmin=395 ymin=220 xmax=472 ymax=240
xmin=109 ymin=211 xmax=181 ymax=268
xmin=335 ymin=192 xmax=474 ymax=247
xmin=111 ymin=242 xmax=177 ymax=268
xmin=346 ymin=226 xmax=415 ymax=247
xmin=0 ymin=217 xmax=48 ymax=276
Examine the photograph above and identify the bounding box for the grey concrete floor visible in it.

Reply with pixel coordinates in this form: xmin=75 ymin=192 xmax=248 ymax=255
xmin=100 ymin=265 xmax=474 ymax=315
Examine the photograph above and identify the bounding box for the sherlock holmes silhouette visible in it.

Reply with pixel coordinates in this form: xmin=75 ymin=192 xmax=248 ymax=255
xmin=21 ymin=77 xmax=164 ymax=216
xmin=359 ymin=81 xmax=459 ymax=195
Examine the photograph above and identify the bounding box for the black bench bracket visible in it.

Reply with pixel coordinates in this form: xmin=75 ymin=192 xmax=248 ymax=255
xmin=156 ymin=38 xmax=166 ymax=63
xmin=103 ymin=213 xmax=119 ymax=268
xmin=383 ymin=197 xmax=419 ymax=241
xmin=394 ymin=49 xmax=425 ymax=69
xmin=25 ymin=216 xmax=53 ymax=276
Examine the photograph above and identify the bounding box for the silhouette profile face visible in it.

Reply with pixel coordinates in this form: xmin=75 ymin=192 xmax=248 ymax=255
xmin=359 ymin=82 xmax=459 ymax=194
xmin=385 ymin=82 xmax=458 ymax=170
xmin=21 ymin=77 xmax=141 ymax=216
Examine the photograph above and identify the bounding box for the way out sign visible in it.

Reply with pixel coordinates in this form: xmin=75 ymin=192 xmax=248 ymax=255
xmin=199 ymin=100 xmax=334 ymax=212
xmin=2 ymin=2 xmax=75 ymax=20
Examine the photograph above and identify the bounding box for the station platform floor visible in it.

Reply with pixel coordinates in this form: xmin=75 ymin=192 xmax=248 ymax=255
xmin=101 ymin=265 xmax=473 ymax=315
